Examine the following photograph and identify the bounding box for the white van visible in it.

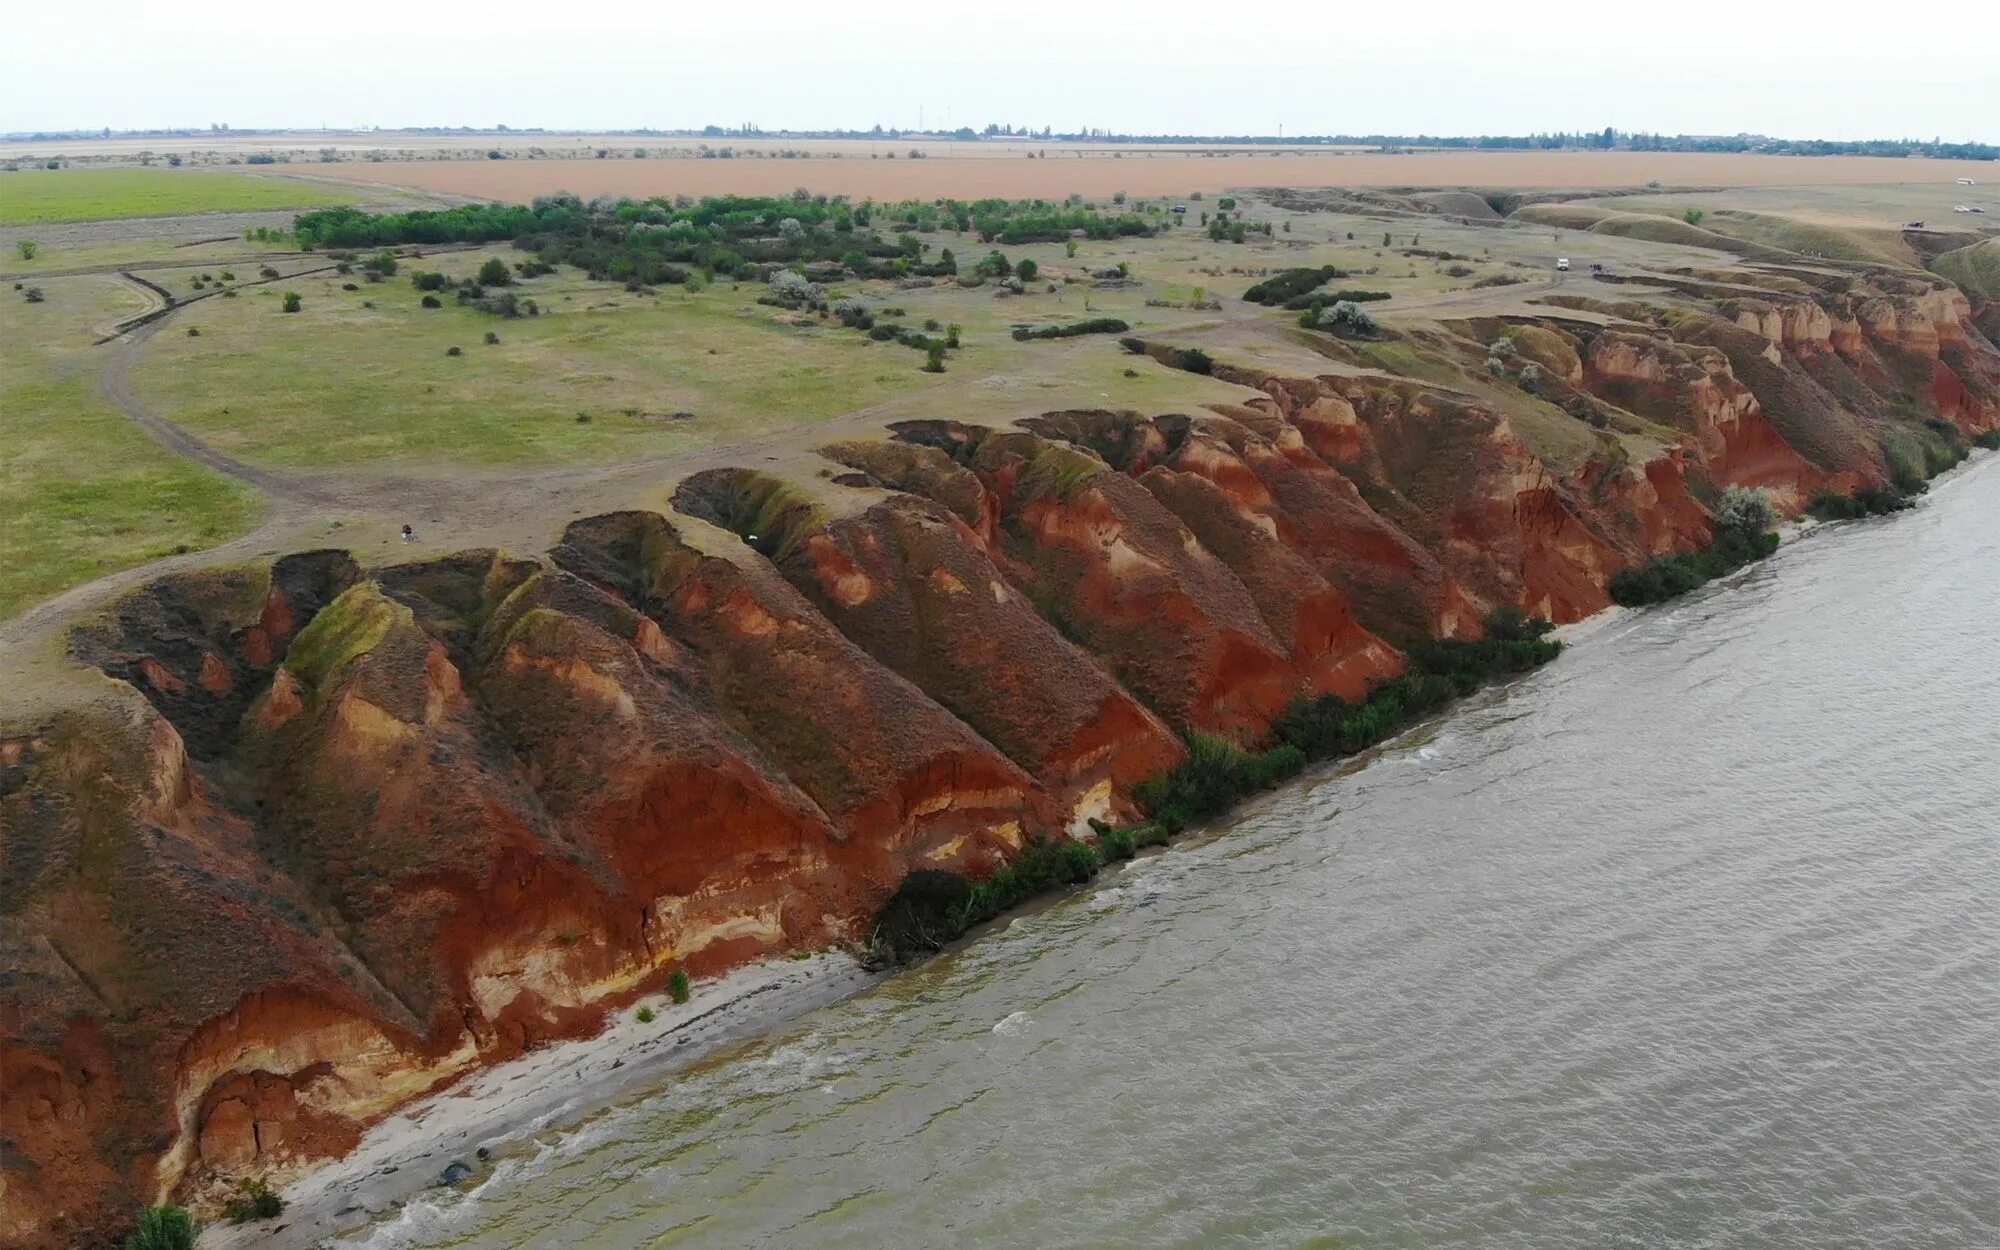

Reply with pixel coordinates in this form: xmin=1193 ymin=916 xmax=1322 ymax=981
xmin=1957 ymin=177 xmax=1977 ymax=186
xmin=1556 ymin=257 xmax=1571 ymax=272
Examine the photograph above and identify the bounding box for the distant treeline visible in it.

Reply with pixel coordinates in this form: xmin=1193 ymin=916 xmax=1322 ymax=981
xmin=15 ymin=124 xmax=1991 ymax=160
xmin=680 ymin=125 xmax=1997 ymax=160
xmin=291 ymin=193 xmax=1155 ymax=284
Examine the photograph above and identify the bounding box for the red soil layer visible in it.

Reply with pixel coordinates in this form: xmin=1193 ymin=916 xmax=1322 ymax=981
xmin=4 ymin=264 xmax=1998 ymax=1247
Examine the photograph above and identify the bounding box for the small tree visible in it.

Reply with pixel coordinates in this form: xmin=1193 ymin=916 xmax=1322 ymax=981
xmin=923 ymin=341 xmax=947 ymax=372
xmin=1683 ymin=207 xmax=1705 ymax=226
xmin=1112 ymin=190 xmax=1127 ymax=204
xmin=1712 ymin=486 xmax=1775 ymax=541
xmin=477 ymin=257 xmax=512 ymax=287
xmin=777 ymin=217 xmax=806 ymax=245
xmin=15 ymin=239 xmax=36 ymax=260
xmin=1064 ymin=239 xmax=1078 ymax=258
xmin=668 ymin=968 xmax=691 ymax=1004
xmin=1016 ymin=257 xmax=1039 ymax=282
xmin=945 ymin=322 xmax=962 ymax=348
xmin=281 ymin=291 xmax=301 ymax=313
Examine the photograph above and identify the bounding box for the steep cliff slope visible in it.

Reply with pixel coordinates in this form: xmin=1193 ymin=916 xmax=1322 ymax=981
xmin=4 ymin=256 xmax=1996 ymax=1246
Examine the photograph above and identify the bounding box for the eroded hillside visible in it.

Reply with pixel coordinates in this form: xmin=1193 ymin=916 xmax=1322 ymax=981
xmin=4 ymin=251 xmax=1997 ymax=1247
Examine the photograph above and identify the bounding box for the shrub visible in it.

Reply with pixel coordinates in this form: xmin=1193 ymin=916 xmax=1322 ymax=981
xmin=1315 ymin=300 xmax=1379 ymax=338
xmin=1217 ymin=196 xmax=1237 ymax=210
xmin=420 ymin=294 xmax=441 ymax=308
xmin=636 ymin=1005 xmax=656 ymax=1023
xmin=1806 ymin=488 xmax=1912 ymax=520
xmin=259 ymin=266 xmax=280 ymax=280
xmin=1178 ymin=347 xmax=1214 ymax=375
xmin=1016 ymin=257 xmax=1039 ymax=282
xmin=23 ymin=286 xmax=45 ymax=303
xmin=667 ymin=969 xmax=691 ymax=1004
xmin=1010 ymin=317 xmax=1130 ymax=341
xmin=1711 ymin=486 xmax=1775 ymax=542
xmin=1485 ymin=356 xmax=1506 ymax=376
xmin=1975 ymin=429 xmax=2000 ymax=450
xmin=222 ymin=1176 xmax=283 ymax=1224
xmin=1446 ymin=264 xmax=1475 ymax=278
xmin=341 ymin=282 xmax=359 ymax=291
xmin=923 ymin=342 xmax=947 ymax=372
xmin=477 ymin=257 xmax=513 ymax=286
xmin=411 ymin=270 xmax=447 ymax=291
xmin=484 ymin=330 xmax=500 ymax=344
xmin=1683 ymin=208 xmax=1704 ymax=225
xmin=1518 ymin=362 xmax=1543 ymax=394
xmin=16 ymin=239 xmax=37 ymax=260
xmin=125 ymin=1207 xmax=197 ymax=1250
xmin=281 ymin=292 xmax=301 ymax=313
xmin=187 ymin=327 xmax=200 ymax=336
xmin=446 ymin=345 xmax=463 ymax=356
xmin=1608 ymin=529 xmax=1779 ymax=606
xmin=1242 ymin=265 xmax=1345 ymax=306
xmin=363 ymin=251 xmax=397 ymax=276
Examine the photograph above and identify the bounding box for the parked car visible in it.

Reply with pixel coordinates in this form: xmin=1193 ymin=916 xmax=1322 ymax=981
xmin=1556 ymin=257 xmax=1571 ymax=271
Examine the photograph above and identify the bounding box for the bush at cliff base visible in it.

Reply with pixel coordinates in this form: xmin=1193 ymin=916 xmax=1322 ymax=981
xmin=869 ymin=609 xmax=1561 ymax=964
xmin=126 ymin=1207 xmax=196 ymax=1250
xmin=1609 ymin=486 xmax=1779 ymax=607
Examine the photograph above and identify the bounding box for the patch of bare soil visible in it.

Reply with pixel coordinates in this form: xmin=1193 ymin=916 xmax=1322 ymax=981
xmin=311 ymin=152 xmax=2000 ymax=202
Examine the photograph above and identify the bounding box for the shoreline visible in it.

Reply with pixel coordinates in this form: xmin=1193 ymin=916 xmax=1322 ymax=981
xmin=200 ymin=955 xmax=876 ymax=1250
xmin=191 ymin=455 xmax=1996 ymax=1249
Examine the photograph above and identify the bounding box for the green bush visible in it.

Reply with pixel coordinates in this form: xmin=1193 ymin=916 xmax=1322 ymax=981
xmin=1975 ymin=429 xmax=2000 ymax=450
xmin=1242 ymin=265 xmax=1344 ymax=306
xmin=477 ymin=257 xmax=514 ymax=286
xmin=1010 ymin=317 xmax=1130 ymax=341
xmin=667 ymin=969 xmax=691 ymax=1004
xmin=1806 ymin=487 xmax=1912 ymax=520
xmin=636 ymin=1005 xmax=656 ymax=1023
xmin=222 ymin=1176 xmax=283 ymax=1224
xmin=281 ymin=291 xmax=301 ymax=313
xmin=125 ymin=1206 xmax=196 ymax=1250
xmin=1608 ymin=529 xmax=1778 ymax=606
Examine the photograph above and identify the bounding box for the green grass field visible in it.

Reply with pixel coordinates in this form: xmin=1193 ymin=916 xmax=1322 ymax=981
xmin=0 ymin=277 xmax=263 ymax=618
xmin=126 ymin=244 xmax=1255 ymax=470
xmin=0 ymin=168 xmax=356 ymax=225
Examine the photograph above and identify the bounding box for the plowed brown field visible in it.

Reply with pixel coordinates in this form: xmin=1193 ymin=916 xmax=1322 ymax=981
xmin=311 ymin=150 xmax=1995 ymax=201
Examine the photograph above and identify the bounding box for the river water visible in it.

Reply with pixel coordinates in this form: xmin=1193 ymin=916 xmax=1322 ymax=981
xmin=352 ymin=454 xmax=2000 ymax=1250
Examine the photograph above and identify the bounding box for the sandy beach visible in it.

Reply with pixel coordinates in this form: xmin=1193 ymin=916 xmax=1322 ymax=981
xmin=199 ymin=955 xmax=876 ymax=1249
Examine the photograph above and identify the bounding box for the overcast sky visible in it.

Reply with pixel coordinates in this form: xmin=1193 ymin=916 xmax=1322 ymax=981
xmin=4 ymin=0 xmax=1994 ymax=140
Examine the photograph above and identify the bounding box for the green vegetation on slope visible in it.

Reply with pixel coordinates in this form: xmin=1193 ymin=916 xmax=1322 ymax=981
xmin=1931 ymin=239 xmax=2000 ymax=301
xmin=1 ymin=278 xmax=262 ymax=619
xmin=870 ymin=608 xmax=1562 ymax=962
xmin=1608 ymin=487 xmax=1779 ymax=606
xmin=0 ymin=169 xmax=353 ymax=225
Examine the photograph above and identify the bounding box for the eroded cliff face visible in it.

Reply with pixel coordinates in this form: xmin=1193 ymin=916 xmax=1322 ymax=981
xmin=5 ymin=263 xmax=1996 ymax=1246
